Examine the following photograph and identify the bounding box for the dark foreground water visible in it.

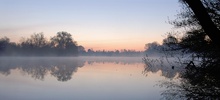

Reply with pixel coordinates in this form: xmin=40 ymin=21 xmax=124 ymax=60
xmin=0 ymin=57 xmax=180 ymax=100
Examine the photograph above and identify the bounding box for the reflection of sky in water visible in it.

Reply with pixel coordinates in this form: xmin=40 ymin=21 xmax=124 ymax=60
xmin=0 ymin=57 xmax=178 ymax=100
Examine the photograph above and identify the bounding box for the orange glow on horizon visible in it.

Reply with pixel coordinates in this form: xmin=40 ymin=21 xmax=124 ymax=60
xmin=3 ymin=35 xmax=163 ymax=51
xmin=81 ymin=43 xmax=145 ymax=51
xmin=1 ymin=31 xmax=163 ymax=51
xmin=77 ymin=38 xmax=163 ymax=51
xmin=78 ymin=42 xmax=144 ymax=51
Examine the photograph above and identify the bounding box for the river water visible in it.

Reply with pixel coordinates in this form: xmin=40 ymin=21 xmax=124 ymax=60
xmin=0 ymin=57 xmax=180 ymax=100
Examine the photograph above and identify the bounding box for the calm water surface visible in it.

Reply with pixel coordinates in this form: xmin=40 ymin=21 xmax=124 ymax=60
xmin=0 ymin=57 xmax=179 ymax=100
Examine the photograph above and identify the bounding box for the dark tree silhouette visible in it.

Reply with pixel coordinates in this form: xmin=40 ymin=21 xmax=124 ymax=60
xmin=51 ymin=31 xmax=78 ymax=56
xmin=182 ymin=0 xmax=220 ymax=45
xmin=158 ymin=0 xmax=220 ymax=99
xmin=0 ymin=32 xmax=81 ymax=56
xmin=51 ymin=32 xmax=76 ymax=49
xmin=0 ymin=37 xmax=17 ymax=56
xmin=29 ymin=33 xmax=48 ymax=48
xmin=0 ymin=37 xmax=10 ymax=54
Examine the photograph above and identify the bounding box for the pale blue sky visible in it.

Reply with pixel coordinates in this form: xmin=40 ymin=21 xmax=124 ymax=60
xmin=0 ymin=0 xmax=181 ymax=50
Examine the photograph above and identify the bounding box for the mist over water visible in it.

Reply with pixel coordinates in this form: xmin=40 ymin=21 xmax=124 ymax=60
xmin=0 ymin=56 xmax=180 ymax=100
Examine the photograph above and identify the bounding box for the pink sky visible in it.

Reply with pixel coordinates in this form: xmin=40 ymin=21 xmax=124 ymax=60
xmin=0 ymin=0 xmax=181 ymax=51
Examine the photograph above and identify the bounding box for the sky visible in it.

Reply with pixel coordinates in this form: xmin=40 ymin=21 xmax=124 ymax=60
xmin=0 ymin=0 xmax=181 ymax=51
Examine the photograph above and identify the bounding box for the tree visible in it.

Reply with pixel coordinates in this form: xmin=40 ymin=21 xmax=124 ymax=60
xmin=182 ymin=0 xmax=220 ymax=45
xmin=173 ymin=0 xmax=220 ymax=59
xmin=145 ymin=42 xmax=160 ymax=50
xmin=19 ymin=33 xmax=49 ymax=56
xmin=159 ymin=1 xmax=220 ymax=99
xmin=0 ymin=32 xmax=81 ymax=56
xmin=162 ymin=35 xmax=178 ymax=45
xmin=78 ymin=45 xmax=86 ymax=55
xmin=29 ymin=33 xmax=47 ymax=48
xmin=51 ymin=32 xmax=76 ymax=49
xmin=144 ymin=42 xmax=162 ymax=56
xmin=0 ymin=37 xmax=10 ymax=52
xmin=50 ymin=31 xmax=78 ymax=56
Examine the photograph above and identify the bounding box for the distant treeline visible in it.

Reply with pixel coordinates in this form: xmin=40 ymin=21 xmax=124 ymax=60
xmin=80 ymin=49 xmax=144 ymax=57
xmin=0 ymin=32 xmax=79 ymax=56
xmin=0 ymin=32 xmax=144 ymax=57
xmin=144 ymin=35 xmax=181 ymax=57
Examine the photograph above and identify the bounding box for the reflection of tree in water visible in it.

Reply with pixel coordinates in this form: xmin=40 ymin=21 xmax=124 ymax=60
xmin=0 ymin=60 xmax=10 ymax=76
xmin=160 ymin=63 xmax=220 ymax=100
xmin=0 ymin=57 xmax=85 ymax=82
xmin=0 ymin=57 xmax=19 ymax=76
xmin=0 ymin=65 xmax=11 ymax=76
xmin=182 ymin=64 xmax=220 ymax=99
xmin=0 ymin=57 xmax=143 ymax=82
xmin=142 ymin=57 xmax=184 ymax=79
xmin=51 ymin=65 xmax=74 ymax=81
xmin=21 ymin=66 xmax=47 ymax=80
xmin=143 ymin=54 xmax=220 ymax=99
xmin=143 ymin=56 xmax=220 ymax=99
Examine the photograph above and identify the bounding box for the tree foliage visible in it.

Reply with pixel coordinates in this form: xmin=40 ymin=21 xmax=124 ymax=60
xmin=159 ymin=0 xmax=220 ymax=99
xmin=50 ymin=32 xmax=78 ymax=56
xmin=181 ymin=0 xmax=220 ymax=45
xmin=174 ymin=0 xmax=220 ymax=65
xmin=0 ymin=32 xmax=79 ymax=56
